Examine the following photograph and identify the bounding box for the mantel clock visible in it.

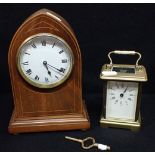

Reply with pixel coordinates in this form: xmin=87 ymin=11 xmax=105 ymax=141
xmin=100 ymin=50 xmax=147 ymax=131
xmin=8 ymin=9 xmax=90 ymax=133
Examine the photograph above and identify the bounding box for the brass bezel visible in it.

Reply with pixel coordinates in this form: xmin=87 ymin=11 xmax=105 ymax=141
xmin=17 ymin=33 xmax=74 ymax=89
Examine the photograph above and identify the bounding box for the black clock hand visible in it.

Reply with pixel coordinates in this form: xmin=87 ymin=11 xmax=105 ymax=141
xmin=123 ymin=87 xmax=128 ymax=94
xmin=47 ymin=64 xmax=61 ymax=72
xmin=120 ymin=87 xmax=128 ymax=98
xmin=46 ymin=63 xmax=64 ymax=76
xmin=43 ymin=61 xmax=51 ymax=76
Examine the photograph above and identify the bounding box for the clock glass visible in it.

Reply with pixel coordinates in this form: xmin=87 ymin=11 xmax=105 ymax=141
xmin=106 ymin=81 xmax=139 ymax=121
xmin=17 ymin=33 xmax=73 ymax=88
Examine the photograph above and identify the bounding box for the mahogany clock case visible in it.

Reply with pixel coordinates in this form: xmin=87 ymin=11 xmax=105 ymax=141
xmin=8 ymin=9 xmax=90 ymax=133
xmin=0 ymin=4 xmax=155 ymax=151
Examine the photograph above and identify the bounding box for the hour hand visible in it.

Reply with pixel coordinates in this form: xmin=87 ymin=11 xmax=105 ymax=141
xmin=43 ymin=61 xmax=51 ymax=76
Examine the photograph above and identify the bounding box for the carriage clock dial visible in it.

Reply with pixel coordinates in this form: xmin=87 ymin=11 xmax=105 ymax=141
xmin=17 ymin=34 xmax=73 ymax=88
xmin=106 ymin=81 xmax=138 ymax=121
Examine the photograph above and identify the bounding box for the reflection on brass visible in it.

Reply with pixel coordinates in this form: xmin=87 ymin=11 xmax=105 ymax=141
xmin=100 ymin=64 xmax=147 ymax=82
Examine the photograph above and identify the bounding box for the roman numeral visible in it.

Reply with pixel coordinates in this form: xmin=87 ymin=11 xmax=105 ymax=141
xmin=35 ymin=75 xmax=39 ymax=80
xmin=62 ymin=59 xmax=67 ymax=63
xmin=26 ymin=69 xmax=32 ymax=75
xmin=41 ymin=40 xmax=46 ymax=46
xmin=22 ymin=61 xmax=29 ymax=65
xmin=129 ymin=89 xmax=133 ymax=92
xmin=108 ymin=85 xmax=112 ymax=89
xmin=52 ymin=43 xmax=55 ymax=48
xmin=112 ymin=97 xmax=115 ymax=100
xmin=60 ymin=68 xmax=66 ymax=73
xmin=31 ymin=43 xmax=36 ymax=48
xmin=24 ymin=52 xmax=30 ymax=55
xmin=59 ymin=50 xmax=64 ymax=54
xmin=128 ymin=98 xmax=132 ymax=101
xmin=45 ymin=77 xmax=49 ymax=82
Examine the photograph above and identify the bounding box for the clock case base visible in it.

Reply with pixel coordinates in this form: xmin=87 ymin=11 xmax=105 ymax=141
xmin=100 ymin=114 xmax=141 ymax=131
xmin=9 ymin=101 xmax=90 ymax=134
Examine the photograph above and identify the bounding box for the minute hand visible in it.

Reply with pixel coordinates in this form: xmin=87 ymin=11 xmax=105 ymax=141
xmin=47 ymin=64 xmax=64 ymax=73
xmin=123 ymin=87 xmax=128 ymax=94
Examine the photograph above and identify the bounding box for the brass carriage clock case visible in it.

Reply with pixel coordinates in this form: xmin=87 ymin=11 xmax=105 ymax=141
xmin=100 ymin=51 xmax=147 ymax=131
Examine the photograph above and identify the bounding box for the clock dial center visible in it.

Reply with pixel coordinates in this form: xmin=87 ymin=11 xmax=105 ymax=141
xmin=120 ymin=93 xmax=124 ymax=98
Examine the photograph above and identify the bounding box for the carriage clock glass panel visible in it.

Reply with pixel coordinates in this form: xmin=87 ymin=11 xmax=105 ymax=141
xmin=106 ymin=81 xmax=138 ymax=121
xmin=17 ymin=34 xmax=73 ymax=88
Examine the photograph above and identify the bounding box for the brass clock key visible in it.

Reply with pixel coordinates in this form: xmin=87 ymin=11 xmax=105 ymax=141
xmin=65 ymin=136 xmax=110 ymax=151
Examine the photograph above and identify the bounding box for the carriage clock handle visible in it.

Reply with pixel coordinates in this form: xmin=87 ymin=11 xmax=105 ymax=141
xmin=108 ymin=50 xmax=142 ymax=66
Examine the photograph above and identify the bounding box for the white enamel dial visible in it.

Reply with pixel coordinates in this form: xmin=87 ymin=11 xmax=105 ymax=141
xmin=106 ymin=81 xmax=139 ymax=121
xmin=17 ymin=34 xmax=73 ymax=88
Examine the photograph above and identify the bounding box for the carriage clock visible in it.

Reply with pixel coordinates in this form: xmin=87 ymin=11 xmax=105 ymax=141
xmin=100 ymin=50 xmax=147 ymax=131
xmin=8 ymin=9 xmax=90 ymax=133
